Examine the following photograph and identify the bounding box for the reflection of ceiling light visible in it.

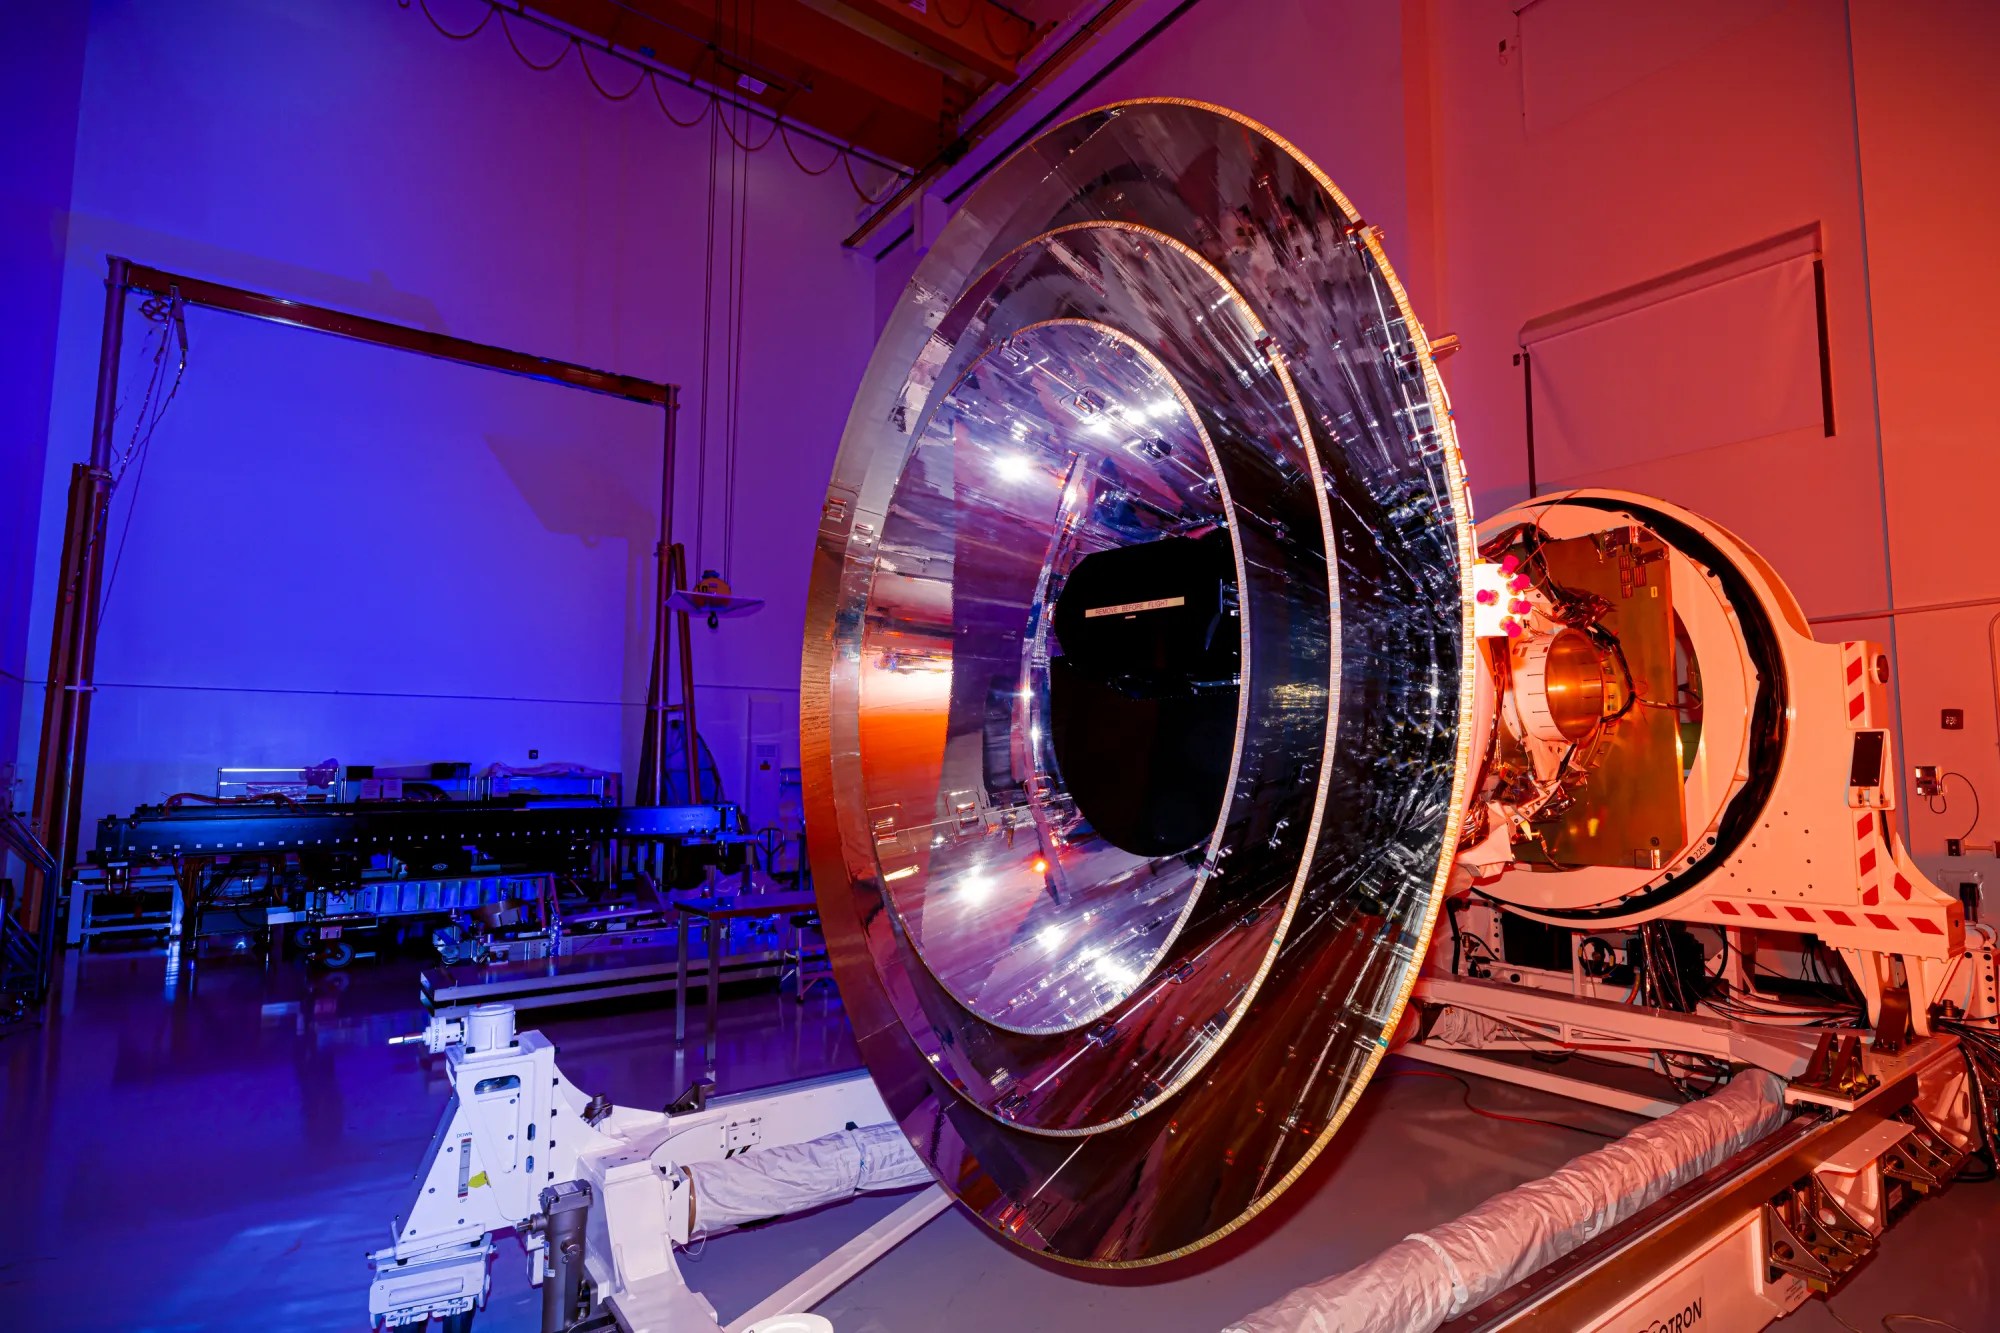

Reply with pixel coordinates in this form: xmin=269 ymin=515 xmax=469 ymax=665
xmin=995 ymin=452 xmax=1035 ymax=481
xmin=1093 ymin=956 xmax=1138 ymax=988
xmin=1037 ymin=924 xmax=1065 ymax=951
xmin=960 ymin=873 xmax=992 ymax=905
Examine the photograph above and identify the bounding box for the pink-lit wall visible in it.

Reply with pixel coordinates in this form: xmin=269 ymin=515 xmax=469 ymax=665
xmin=1847 ymin=0 xmax=2000 ymax=873
xmin=15 ymin=0 xmax=875 ymax=835
xmin=1413 ymin=0 xmax=2000 ymax=868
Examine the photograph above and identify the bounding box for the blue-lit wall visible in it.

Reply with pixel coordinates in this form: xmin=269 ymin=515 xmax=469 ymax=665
xmin=15 ymin=0 xmax=874 ymax=834
xmin=1 ymin=3 xmax=91 ymax=829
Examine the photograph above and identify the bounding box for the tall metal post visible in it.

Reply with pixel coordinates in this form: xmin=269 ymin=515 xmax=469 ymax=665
xmin=640 ymin=389 xmax=680 ymax=807
xmin=24 ymin=258 xmax=127 ymax=977
xmin=670 ymin=544 xmax=702 ymax=804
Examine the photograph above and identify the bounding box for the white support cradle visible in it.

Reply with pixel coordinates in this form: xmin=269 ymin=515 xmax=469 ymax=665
xmin=368 ymin=1005 xmax=940 ymax=1332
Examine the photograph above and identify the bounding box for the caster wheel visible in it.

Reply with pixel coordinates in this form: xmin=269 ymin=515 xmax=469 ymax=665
xmin=320 ymin=939 xmax=355 ymax=969
xmin=438 ymin=1312 xmax=474 ymax=1333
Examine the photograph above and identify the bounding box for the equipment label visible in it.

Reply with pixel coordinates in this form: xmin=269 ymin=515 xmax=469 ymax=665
xmin=1631 ymin=1291 xmax=1704 ymax=1333
xmin=1085 ymin=595 xmax=1186 ymax=619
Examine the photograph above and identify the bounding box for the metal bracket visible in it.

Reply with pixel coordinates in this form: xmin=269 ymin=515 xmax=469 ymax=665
xmin=1791 ymin=1032 xmax=1875 ymax=1102
xmin=1882 ymin=1107 xmax=1960 ymax=1193
xmin=1765 ymin=1177 xmax=1874 ymax=1291
xmin=666 ymin=1080 xmax=712 ymax=1116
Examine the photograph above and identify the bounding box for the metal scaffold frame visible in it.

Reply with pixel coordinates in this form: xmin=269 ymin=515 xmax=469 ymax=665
xmin=17 ymin=256 xmax=701 ymax=1005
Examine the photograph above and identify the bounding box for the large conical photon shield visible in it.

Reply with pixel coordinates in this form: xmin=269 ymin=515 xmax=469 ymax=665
xmin=800 ymin=100 xmax=1477 ymax=1266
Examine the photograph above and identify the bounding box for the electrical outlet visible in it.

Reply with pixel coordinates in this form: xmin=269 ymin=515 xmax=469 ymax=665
xmin=1915 ymin=765 xmax=1941 ymax=798
xmin=1943 ymin=708 xmax=1965 ymax=730
xmin=529 ymin=748 xmax=540 ymax=760
xmin=1949 ymin=838 xmax=1963 ymax=856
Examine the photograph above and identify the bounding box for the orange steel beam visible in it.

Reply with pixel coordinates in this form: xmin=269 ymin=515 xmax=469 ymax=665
xmin=832 ymin=0 xmax=1036 ymax=86
xmin=844 ymin=0 xmax=1138 ymax=248
xmin=538 ymin=0 xmax=974 ymax=166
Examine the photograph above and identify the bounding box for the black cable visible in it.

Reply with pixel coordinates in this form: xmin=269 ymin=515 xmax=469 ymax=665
xmin=1940 ymin=1017 xmax=2000 ymax=1181
xmin=578 ymin=41 xmax=647 ymax=100
xmin=406 ymin=0 xmax=494 ymax=41
xmin=776 ymin=121 xmax=840 ymax=176
xmin=99 ymin=293 xmax=190 ymax=634
xmin=1941 ymin=771 xmax=1981 ymax=842
xmin=723 ymin=23 xmax=750 ymax=583
xmin=648 ymin=70 xmax=713 ymax=129
xmin=983 ymin=6 xmax=1042 ymax=60
xmin=400 ymin=0 xmax=906 ymax=201
xmin=497 ymin=7 xmax=573 ymax=70
xmin=695 ymin=101 xmax=719 ymax=570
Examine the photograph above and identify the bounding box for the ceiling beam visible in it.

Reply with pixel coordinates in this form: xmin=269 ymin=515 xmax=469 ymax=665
xmin=536 ymin=0 xmax=975 ymax=167
xmin=826 ymin=0 xmax=1038 ymax=86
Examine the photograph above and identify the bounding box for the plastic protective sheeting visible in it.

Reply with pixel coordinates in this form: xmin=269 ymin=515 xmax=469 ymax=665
xmin=687 ymin=1124 xmax=932 ymax=1234
xmin=1224 ymin=1070 xmax=1790 ymax=1333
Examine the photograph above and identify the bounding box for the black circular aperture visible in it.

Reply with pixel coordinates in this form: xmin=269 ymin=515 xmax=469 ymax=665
xmin=1048 ymin=528 xmax=1240 ymax=856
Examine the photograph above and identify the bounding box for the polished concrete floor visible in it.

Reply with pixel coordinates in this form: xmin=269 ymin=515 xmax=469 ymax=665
xmin=2 ymin=944 xmax=1997 ymax=1331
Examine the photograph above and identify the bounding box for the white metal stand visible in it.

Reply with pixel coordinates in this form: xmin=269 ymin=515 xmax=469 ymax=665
xmin=369 ymin=1004 xmax=944 ymax=1332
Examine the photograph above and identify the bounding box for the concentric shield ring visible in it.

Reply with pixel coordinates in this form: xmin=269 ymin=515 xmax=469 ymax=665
xmin=800 ymin=99 xmax=1477 ymax=1266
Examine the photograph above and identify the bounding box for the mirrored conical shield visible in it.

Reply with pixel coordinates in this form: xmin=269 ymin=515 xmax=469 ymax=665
xmin=800 ymin=99 xmax=1477 ymax=1266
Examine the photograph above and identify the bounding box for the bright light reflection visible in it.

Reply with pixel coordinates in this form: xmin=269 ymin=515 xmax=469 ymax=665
xmin=960 ymin=873 xmax=992 ymax=905
xmin=1037 ymin=924 xmax=1065 ymax=951
xmin=1093 ymin=956 xmax=1139 ymax=987
xmin=995 ymin=452 xmax=1036 ymax=480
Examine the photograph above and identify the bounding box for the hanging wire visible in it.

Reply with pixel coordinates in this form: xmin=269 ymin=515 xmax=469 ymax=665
xmin=578 ymin=42 xmax=648 ymax=100
xmin=931 ymin=0 xmax=975 ymax=29
xmin=399 ymin=0 xmax=913 ymax=203
xmin=724 ymin=47 xmax=752 ymax=580
xmin=901 ymin=0 xmax=1042 ymax=63
xmin=716 ymin=0 xmax=749 ymax=581
xmin=99 ymin=292 xmax=191 ymax=633
xmin=694 ymin=101 xmax=720 ymax=574
xmin=402 ymin=0 xmax=494 ymax=41
xmin=648 ymin=69 xmax=713 ymax=129
xmin=984 ymin=4 xmax=1043 ymax=61
xmin=844 ymin=150 xmax=905 ymax=206
xmin=777 ymin=121 xmax=841 ymax=176
xmin=716 ymin=100 xmax=782 ymax=154
xmin=496 ymin=7 xmax=574 ymax=71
